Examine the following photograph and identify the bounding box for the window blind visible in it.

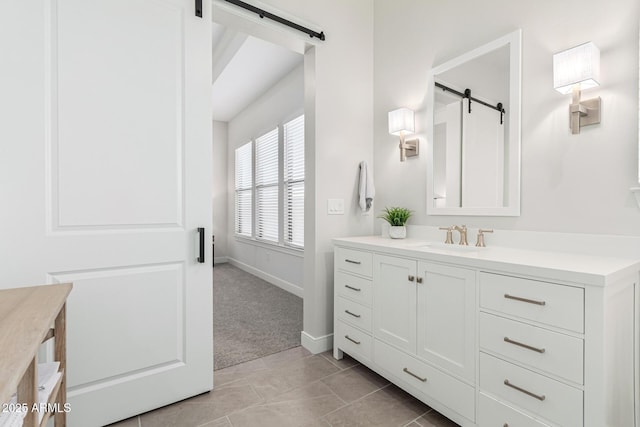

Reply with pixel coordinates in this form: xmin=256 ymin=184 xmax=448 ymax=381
xmin=255 ymin=128 xmax=279 ymax=242
xmin=234 ymin=142 xmax=252 ymax=237
xmin=284 ymin=115 xmax=304 ymax=248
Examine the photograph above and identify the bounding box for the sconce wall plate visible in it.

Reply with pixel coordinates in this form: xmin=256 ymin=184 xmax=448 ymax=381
xmin=569 ymin=91 xmax=601 ymax=134
xmin=400 ymin=138 xmax=419 ymax=162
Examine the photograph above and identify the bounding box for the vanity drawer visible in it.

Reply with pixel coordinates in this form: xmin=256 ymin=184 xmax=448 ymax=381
xmin=335 ymin=320 xmax=372 ymax=361
xmin=335 ymin=247 xmax=373 ymax=278
xmin=480 ymin=273 xmax=584 ymax=333
xmin=479 ymin=313 xmax=584 ymax=384
xmin=335 ymin=271 xmax=372 ymax=307
xmin=336 ymin=297 xmax=372 ymax=333
xmin=479 ymin=392 xmax=551 ymax=427
xmin=480 ymin=353 xmax=583 ymax=427
xmin=374 ymin=339 xmax=475 ymax=422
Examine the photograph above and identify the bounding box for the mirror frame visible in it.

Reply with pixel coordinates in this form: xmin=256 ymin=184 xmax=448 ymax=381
xmin=426 ymin=29 xmax=522 ymax=216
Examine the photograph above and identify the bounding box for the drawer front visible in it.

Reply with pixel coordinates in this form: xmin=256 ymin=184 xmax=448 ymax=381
xmin=479 ymin=392 xmax=551 ymax=427
xmin=336 ymin=297 xmax=373 ymax=333
xmin=335 ymin=271 xmax=372 ymax=307
xmin=335 ymin=247 xmax=373 ymax=278
xmin=479 ymin=273 xmax=584 ymax=333
xmin=479 ymin=313 xmax=584 ymax=384
xmin=480 ymin=353 xmax=583 ymax=427
xmin=374 ymin=339 xmax=475 ymax=422
xmin=335 ymin=320 xmax=372 ymax=361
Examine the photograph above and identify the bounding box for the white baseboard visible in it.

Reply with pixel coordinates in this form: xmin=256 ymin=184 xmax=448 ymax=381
xmin=301 ymin=331 xmax=333 ymax=354
xmin=227 ymin=258 xmax=304 ymax=298
xmin=213 ymin=256 xmax=228 ymax=264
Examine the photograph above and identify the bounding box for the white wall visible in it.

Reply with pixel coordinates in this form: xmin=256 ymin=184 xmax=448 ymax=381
xmin=373 ymin=0 xmax=640 ymax=236
xmin=212 ymin=120 xmax=228 ymax=261
xmin=294 ymin=1 xmax=375 ymax=350
xmin=226 ymin=63 xmax=305 ymax=295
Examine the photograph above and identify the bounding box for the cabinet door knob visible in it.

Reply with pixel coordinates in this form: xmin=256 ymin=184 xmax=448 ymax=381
xmin=408 ymin=275 xmax=415 ymax=282
xmin=416 ymin=277 xmax=423 ymax=284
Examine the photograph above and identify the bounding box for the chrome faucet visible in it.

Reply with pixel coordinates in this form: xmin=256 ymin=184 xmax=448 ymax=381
xmin=453 ymin=225 xmax=468 ymax=246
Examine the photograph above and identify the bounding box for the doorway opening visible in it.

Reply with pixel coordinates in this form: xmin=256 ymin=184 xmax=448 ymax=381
xmin=211 ymin=9 xmax=313 ymax=371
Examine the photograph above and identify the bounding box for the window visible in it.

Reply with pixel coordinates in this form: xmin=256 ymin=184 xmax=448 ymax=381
xmin=234 ymin=115 xmax=304 ymax=249
xmin=284 ymin=115 xmax=304 ymax=247
xmin=234 ymin=142 xmax=252 ymax=237
xmin=255 ymin=128 xmax=279 ymax=243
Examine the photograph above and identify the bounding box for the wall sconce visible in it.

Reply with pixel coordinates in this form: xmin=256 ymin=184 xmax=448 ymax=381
xmin=553 ymin=41 xmax=601 ymax=134
xmin=388 ymin=108 xmax=419 ymax=162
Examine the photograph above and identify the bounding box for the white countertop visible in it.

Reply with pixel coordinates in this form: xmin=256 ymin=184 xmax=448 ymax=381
xmin=333 ymin=236 xmax=640 ymax=287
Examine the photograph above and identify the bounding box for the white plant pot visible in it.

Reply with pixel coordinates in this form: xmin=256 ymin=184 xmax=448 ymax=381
xmin=389 ymin=225 xmax=407 ymax=239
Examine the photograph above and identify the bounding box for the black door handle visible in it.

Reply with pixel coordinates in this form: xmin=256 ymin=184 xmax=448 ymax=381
xmin=197 ymin=227 xmax=205 ymax=263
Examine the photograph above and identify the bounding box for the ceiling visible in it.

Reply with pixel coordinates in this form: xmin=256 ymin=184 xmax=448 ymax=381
xmin=211 ymin=21 xmax=303 ymax=122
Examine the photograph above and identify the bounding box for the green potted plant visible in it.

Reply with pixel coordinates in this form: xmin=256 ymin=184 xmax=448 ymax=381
xmin=379 ymin=206 xmax=412 ymax=239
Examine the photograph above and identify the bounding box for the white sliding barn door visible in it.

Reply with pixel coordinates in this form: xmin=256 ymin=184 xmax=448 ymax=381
xmin=0 ymin=1 xmax=213 ymax=426
xmin=461 ymin=98 xmax=505 ymax=207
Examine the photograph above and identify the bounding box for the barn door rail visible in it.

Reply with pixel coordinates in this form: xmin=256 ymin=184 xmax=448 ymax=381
xmin=223 ymin=0 xmax=325 ymax=41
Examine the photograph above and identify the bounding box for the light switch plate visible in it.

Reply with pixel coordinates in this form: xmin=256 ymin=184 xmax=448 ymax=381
xmin=327 ymin=198 xmax=345 ymax=215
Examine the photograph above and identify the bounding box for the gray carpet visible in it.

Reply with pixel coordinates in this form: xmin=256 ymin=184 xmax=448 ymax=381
xmin=213 ymin=263 xmax=303 ymax=370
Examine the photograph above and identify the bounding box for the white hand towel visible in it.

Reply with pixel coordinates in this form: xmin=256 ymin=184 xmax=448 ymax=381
xmin=358 ymin=161 xmax=375 ymax=212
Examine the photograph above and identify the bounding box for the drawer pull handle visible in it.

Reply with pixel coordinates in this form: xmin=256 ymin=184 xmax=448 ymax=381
xmin=345 ymin=335 xmax=360 ymax=345
xmin=504 ymin=293 xmax=546 ymax=306
xmin=504 ymin=337 xmax=546 ymax=354
xmin=403 ymin=367 xmax=427 ymax=382
xmin=503 ymin=379 xmax=546 ymax=401
xmin=345 ymin=310 xmax=361 ymax=318
xmin=345 ymin=259 xmax=361 ymax=265
xmin=345 ymin=285 xmax=361 ymax=292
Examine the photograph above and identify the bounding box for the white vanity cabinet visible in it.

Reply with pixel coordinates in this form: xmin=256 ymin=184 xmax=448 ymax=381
xmin=336 ymin=249 xmax=477 ymax=424
xmin=333 ymin=247 xmax=374 ymax=364
xmin=372 ymin=254 xmax=417 ymax=352
xmin=416 ymin=262 xmax=476 ymax=384
xmin=333 ymin=236 xmax=640 ymax=427
xmin=478 ymin=272 xmax=585 ymax=427
xmin=373 ymin=255 xmax=476 ymax=383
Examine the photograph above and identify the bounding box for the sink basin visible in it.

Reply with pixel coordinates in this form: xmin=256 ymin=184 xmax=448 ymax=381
xmin=418 ymin=241 xmax=482 ymax=252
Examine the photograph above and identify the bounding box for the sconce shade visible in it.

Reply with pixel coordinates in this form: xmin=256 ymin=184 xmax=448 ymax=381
xmin=553 ymin=42 xmax=600 ymax=94
xmin=388 ymin=108 xmax=415 ymax=135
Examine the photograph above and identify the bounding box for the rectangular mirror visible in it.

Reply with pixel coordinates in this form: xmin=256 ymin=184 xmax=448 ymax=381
xmin=427 ymin=29 xmax=522 ymax=216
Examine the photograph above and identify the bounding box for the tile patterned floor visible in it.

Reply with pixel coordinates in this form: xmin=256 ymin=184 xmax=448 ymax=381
xmin=109 ymin=347 xmax=460 ymax=427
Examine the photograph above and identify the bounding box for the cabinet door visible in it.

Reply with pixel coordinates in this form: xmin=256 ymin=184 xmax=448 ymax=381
xmin=373 ymin=254 xmax=417 ymax=353
xmin=416 ymin=262 xmax=476 ymax=383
